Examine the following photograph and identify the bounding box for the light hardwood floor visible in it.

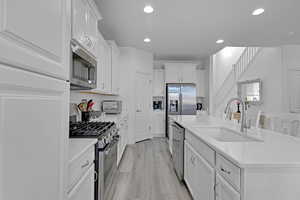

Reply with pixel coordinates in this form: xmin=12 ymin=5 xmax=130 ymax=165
xmin=106 ymin=138 xmax=192 ymax=200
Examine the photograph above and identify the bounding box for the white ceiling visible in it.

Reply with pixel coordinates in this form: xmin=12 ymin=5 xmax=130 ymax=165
xmin=95 ymin=0 xmax=300 ymax=60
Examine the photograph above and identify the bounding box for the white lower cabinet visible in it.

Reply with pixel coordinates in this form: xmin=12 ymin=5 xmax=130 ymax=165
xmin=184 ymin=141 xmax=215 ymax=200
xmin=216 ymin=174 xmax=240 ymax=200
xmin=68 ymin=165 xmax=95 ymax=200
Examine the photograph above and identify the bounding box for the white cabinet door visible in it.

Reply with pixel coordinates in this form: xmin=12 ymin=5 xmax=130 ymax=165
xmin=93 ymin=32 xmax=105 ymax=92
xmin=72 ymin=0 xmax=100 ymax=57
xmin=68 ymin=165 xmax=95 ymax=200
xmin=0 ymin=64 xmax=69 ymax=200
xmin=181 ymin=64 xmax=197 ymax=83
xmin=216 ymin=174 xmax=240 ymax=200
xmin=0 ymin=0 xmax=69 ymax=79
xmin=192 ymin=146 xmax=215 ymax=200
xmin=103 ymin=42 xmax=112 ymax=93
xmin=185 ymin=141 xmax=215 ymax=200
xmin=165 ymin=64 xmax=181 ymax=83
xmin=184 ymin=141 xmax=194 ymax=196
xmin=85 ymin=3 xmax=98 ymax=56
xmin=72 ymin=0 xmax=87 ymax=46
xmin=109 ymin=41 xmax=120 ymax=95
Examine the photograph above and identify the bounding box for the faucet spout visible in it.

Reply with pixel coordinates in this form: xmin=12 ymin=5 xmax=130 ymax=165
xmin=224 ymin=97 xmax=247 ymax=133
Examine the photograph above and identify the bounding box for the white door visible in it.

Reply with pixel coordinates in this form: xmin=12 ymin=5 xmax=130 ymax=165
xmin=0 ymin=0 xmax=69 ymax=79
xmin=216 ymin=174 xmax=240 ymax=200
xmin=0 ymin=64 xmax=69 ymax=200
xmin=134 ymin=72 xmax=152 ymax=142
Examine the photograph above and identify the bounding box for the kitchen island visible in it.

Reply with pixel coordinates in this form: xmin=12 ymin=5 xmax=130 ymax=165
xmin=171 ymin=115 xmax=300 ymax=200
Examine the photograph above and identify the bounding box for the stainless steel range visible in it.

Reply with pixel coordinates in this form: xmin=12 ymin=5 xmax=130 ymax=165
xmin=69 ymin=121 xmax=119 ymax=200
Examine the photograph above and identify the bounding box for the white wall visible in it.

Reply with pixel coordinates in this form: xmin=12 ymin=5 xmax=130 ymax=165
xmin=210 ymin=45 xmax=300 ymax=127
xmin=213 ymin=47 xmax=245 ymax=92
xmin=70 ymin=47 xmax=154 ymax=144
xmin=118 ymin=47 xmax=153 ymax=144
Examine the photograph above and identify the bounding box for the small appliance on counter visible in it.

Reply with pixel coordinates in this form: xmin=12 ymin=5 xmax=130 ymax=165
xmin=102 ymin=100 xmax=122 ymax=114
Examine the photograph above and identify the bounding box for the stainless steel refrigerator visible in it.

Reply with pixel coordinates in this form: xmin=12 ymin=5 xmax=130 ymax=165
xmin=166 ymin=83 xmax=196 ymax=137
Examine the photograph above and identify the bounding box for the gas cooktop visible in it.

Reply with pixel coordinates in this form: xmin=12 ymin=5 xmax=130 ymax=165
xmin=69 ymin=121 xmax=115 ymax=138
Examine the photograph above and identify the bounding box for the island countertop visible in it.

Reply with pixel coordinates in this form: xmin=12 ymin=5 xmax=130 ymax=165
xmin=171 ymin=115 xmax=300 ymax=168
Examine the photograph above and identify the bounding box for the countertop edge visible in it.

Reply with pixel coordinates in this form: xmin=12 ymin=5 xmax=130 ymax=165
xmin=172 ymin=117 xmax=300 ymax=169
xmin=68 ymin=138 xmax=98 ymax=164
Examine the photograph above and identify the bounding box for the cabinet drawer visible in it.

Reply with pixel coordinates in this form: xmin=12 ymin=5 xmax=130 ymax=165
xmin=216 ymin=174 xmax=240 ymax=200
xmin=216 ymin=154 xmax=241 ymax=192
xmin=185 ymin=130 xmax=215 ymax=166
xmin=68 ymin=145 xmax=95 ymax=192
xmin=68 ymin=164 xmax=95 ymax=200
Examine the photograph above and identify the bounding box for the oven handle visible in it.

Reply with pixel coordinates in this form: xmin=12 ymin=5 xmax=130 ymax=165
xmin=103 ymin=139 xmax=119 ymax=155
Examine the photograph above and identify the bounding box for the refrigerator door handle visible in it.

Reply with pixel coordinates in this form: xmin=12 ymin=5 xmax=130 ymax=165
xmin=179 ymin=93 xmax=183 ymax=115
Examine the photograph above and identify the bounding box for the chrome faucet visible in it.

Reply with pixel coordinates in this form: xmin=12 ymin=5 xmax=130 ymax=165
xmin=224 ymin=97 xmax=247 ymax=133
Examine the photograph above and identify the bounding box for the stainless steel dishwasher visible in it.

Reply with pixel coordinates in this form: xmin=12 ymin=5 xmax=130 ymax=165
xmin=172 ymin=122 xmax=185 ymax=181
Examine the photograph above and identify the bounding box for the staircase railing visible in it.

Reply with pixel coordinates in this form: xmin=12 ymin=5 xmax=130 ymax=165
xmin=213 ymin=47 xmax=262 ymax=112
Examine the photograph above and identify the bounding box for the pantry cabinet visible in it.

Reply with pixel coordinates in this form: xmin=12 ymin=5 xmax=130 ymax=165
xmin=72 ymin=0 xmax=101 ymax=57
xmin=0 ymin=65 xmax=69 ymax=200
xmin=0 ymin=0 xmax=70 ymax=80
xmin=165 ymin=63 xmax=197 ymax=84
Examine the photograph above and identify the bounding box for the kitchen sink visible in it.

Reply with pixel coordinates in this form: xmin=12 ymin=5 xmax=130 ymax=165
xmin=196 ymin=127 xmax=262 ymax=142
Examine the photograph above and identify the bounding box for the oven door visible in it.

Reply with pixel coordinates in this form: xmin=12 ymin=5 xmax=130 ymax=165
xmin=103 ymin=139 xmax=118 ymax=196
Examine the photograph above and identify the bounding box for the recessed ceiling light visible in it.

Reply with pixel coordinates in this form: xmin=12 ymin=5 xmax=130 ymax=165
xmin=144 ymin=38 xmax=151 ymax=43
xmin=144 ymin=5 xmax=154 ymax=13
xmin=252 ymin=8 xmax=265 ymax=16
xmin=288 ymin=31 xmax=295 ymax=36
xmin=216 ymin=39 xmax=224 ymax=44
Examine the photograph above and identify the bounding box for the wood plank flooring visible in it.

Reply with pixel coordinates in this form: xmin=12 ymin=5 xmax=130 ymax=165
xmin=106 ymin=138 xmax=192 ymax=200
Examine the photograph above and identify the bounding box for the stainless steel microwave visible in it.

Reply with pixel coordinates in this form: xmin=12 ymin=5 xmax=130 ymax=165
xmin=102 ymin=100 xmax=122 ymax=114
xmin=70 ymin=40 xmax=97 ymax=90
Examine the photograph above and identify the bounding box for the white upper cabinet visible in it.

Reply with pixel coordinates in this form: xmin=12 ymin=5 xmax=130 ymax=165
xmin=72 ymin=0 xmax=101 ymax=57
xmin=0 ymin=0 xmax=70 ymax=80
xmin=93 ymin=31 xmax=105 ymax=92
xmin=108 ymin=40 xmax=120 ymax=95
xmin=165 ymin=63 xmax=197 ymax=83
xmin=181 ymin=64 xmax=197 ymax=83
xmin=153 ymin=69 xmax=165 ymax=96
xmin=0 ymin=64 xmax=69 ymax=200
xmin=103 ymin=41 xmax=112 ymax=93
xmin=165 ymin=63 xmax=181 ymax=83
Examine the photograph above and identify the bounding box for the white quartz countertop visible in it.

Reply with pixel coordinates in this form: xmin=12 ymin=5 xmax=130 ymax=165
xmin=69 ymin=138 xmax=97 ymax=163
xmin=171 ymin=115 xmax=300 ymax=168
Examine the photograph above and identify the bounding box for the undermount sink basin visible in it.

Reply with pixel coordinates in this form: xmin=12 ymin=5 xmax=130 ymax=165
xmin=196 ymin=127 xmax=262 ymax=142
